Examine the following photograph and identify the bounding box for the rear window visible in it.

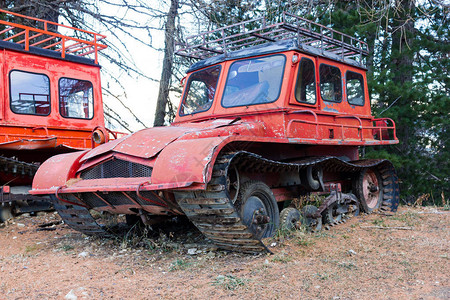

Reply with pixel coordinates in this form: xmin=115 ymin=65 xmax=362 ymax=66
xmin=59 ymin=78 xmax=94 ymax=119
xmin=222 ymin=55 xmax=285 ymax=108
xmin=9 ymin=70 xmax=50 ymax=115
xmin=320 ymin=64 xmax=342 ymax=102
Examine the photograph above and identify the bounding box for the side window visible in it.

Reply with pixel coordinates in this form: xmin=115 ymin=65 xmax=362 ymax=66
xmin=319 ymin=64 xmax=342 ymax=102
xmin=346 ymin=71 xmax=365 ymax=106
xmin=222 ymin=55 xmax=285 ymax=107
xmin=9 ymin=70 xmax=50 ymax=115
xmin=180 ymin=66 xmax=220 ymax=115
xmin=59 ymin=78 xmax=94 ymax=119
xmin=295 ymin=58 xmax=316 ymax=104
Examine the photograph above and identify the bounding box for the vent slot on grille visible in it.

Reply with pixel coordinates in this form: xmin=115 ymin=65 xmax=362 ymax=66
xmin=80 ymin=159 xmax=152 ymax=179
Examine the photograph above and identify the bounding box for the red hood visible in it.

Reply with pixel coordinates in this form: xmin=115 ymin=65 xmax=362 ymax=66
xmin=80 ymin=118 xmax=252 ymax=162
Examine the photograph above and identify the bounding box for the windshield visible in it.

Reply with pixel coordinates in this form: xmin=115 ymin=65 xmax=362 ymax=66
xmin=222 ymin=55 xmax=285 ymax=107
xmin=180 ymin=66 xmax=221 ymax=115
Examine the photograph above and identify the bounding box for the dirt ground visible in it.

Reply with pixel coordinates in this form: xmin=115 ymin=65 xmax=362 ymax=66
xmin=0 ymin=206 xmax=448 ymax=300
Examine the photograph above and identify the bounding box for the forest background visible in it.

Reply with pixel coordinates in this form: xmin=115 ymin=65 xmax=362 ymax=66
xmin=0 ymin=0 xmax=448 ymax=204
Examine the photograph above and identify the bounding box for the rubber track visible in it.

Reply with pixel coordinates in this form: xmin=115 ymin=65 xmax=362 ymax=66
xmin=175 ymin=151 xmax=399 ymax=254
xmin=50 ymin=196 xmax=112 ymax=237
xmin=175 ymin=153 xmax=269 ymax=253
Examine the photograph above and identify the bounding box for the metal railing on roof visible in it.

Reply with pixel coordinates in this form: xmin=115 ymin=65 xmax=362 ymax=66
xmin=0 ymin=8 xmax=106 ymax=64
xmin=176 ymin=12 xmax=368 ymax=66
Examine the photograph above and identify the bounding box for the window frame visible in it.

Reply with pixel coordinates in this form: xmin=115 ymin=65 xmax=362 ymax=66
xmin=319 ymin=63 xmax=343 ymax=103
xmin=179 ymin=65 xmax=222 ymax=117
xmin=221 ymin=54 xmax=286 ymax=108
xmin=9 ymin=69 xmax=51 ymax=116
xmin=58 ymin=77 xmax=95 ymax=120
xmin=294 ymin=57 xmax=317 ymax=105
xmin=345 ymin=70 xmax=365 ymax=106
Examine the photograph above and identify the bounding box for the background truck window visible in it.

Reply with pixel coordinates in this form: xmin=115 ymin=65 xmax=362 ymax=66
xmin=59 ymin=78 xmax=94 ymax=119
xmin=10 ymin=70 xmax=50 ymax=115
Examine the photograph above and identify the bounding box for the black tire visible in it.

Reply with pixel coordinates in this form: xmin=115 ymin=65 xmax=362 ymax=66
xmin=280 ymin=207 xmax=301 ymax=230
xmin=353 ymin=168 xmax=384 ymax=213
xmin=0 ymin=205 xmax=14 ymax=223
xmin=378 ymin=164 xmax=400 ymax=212
xmin=236 ymin=180 xmax=279 ymax=239
xmin=301 ymin=205 xmax=322 ymax=232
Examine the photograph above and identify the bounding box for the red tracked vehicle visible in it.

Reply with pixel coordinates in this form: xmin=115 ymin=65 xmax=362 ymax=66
xmin=31 ymin=13 xmax=400 ymax=252
xmin=0 ymin=9 xmax=117 ymax=221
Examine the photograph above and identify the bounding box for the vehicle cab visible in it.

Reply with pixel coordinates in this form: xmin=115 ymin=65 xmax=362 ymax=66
xmin=0 ymin=8 xmax=111 ymax=157
xmin=174 ymin=13 xmax=397 ymax=147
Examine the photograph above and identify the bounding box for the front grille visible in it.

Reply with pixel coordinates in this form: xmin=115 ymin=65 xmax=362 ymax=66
xmin=81 ymin=192 xmax=134 ymax=207
xmin=80 ymin=159 xmax=152 ymax=179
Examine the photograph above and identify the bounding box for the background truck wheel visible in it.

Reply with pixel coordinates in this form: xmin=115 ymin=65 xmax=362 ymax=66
xmin=0 ymin=205 xmax=14 ymax=223
xmin=280 ymin=207 xmax=301 ymax=230
xmin=353 ymin=168 xmax=383 ymax=213
xmin=236 ymin=180 xmax=279 ymax=239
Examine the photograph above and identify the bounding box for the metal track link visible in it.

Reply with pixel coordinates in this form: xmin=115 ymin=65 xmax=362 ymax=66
xmin=175 ymin=153 xmax=269 ymax=254
xmin=0 ymin=155 xmax=39 ymax=177
xmin=50 ymin=196 xmax=112 ymax=237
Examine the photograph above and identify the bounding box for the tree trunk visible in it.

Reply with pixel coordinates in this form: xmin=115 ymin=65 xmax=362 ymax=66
xmin=153 ymin=0 xmax=179 ymax=127
xmin=390 ymin=0 xmax=415 ymax=153
xmin=391 ymin=0 xmax=415 ymax=85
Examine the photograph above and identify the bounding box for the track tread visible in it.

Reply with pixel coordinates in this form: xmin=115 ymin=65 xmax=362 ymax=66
xmin=175 ymin=152 xmax=399 ymax=253
xmin=51 ymin=196 xmax=112 ymax=237
xmin=175 ymin=153 xmax=271 ymax=254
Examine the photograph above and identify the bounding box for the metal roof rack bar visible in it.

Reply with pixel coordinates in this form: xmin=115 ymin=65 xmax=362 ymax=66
xmin=176 ymin=12 xmax=368 ymax=66
xmin=0 ymin=8 xmax=106 ymax=64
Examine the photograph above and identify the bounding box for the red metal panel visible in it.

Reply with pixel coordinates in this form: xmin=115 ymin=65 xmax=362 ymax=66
xmin=0 ymin=50 xmax=3 ymax=120
xmin=3 ymin=50 xmax=104 ymax=130
xmin=151 ymin=137 xmax=226 ymax=184
xmin=31 ymin=177 xmax=195 ymax=195
xmin=81 ymin=119 xmax=247 ymax=162
xmin=0 ymin=137 xmax=57 ymax=150
xmin=31 ymin=150 xmax=87 ymax=191
xmin=80 ymin=126 xmax=190 ymax=161
xmin=79 ymin=135 xmax=128 ymax=162
xmin=114 ymin=126 xmax=193 ymax=158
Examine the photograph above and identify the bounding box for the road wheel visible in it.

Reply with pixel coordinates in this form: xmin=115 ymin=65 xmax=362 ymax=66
xmin=280 ymin=207 xmax=301 ymax=230
xmin=236 ymin=181 xmax=279 ymax=239
xmin=226 ymin=165 xmax=240 ymax=204
xmin=301 ymin=205 xmax=322 ymax=232
xmin=322 ymin=202 xmax=343 ymax=225
xmin=353 ymin=168 xmax=383 ymax=213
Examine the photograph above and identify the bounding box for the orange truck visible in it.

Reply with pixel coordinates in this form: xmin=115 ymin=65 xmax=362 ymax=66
xmin=31 ymin=13 xmax=400 ymax=253
xmin=0 ymin=8 xmax=117 ymax=221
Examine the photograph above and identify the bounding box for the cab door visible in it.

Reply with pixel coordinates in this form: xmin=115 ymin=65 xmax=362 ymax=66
xmin=286 ymin=52 xmax=319 ymax=139
xmin=288 ymin=53 xmax=318 ymax=109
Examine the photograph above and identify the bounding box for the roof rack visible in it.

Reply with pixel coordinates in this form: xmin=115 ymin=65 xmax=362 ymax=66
xmin=176 ymin=12 xmax=368 ymax=66
xmin=0 ymin=8 xmax=106 ymax=64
